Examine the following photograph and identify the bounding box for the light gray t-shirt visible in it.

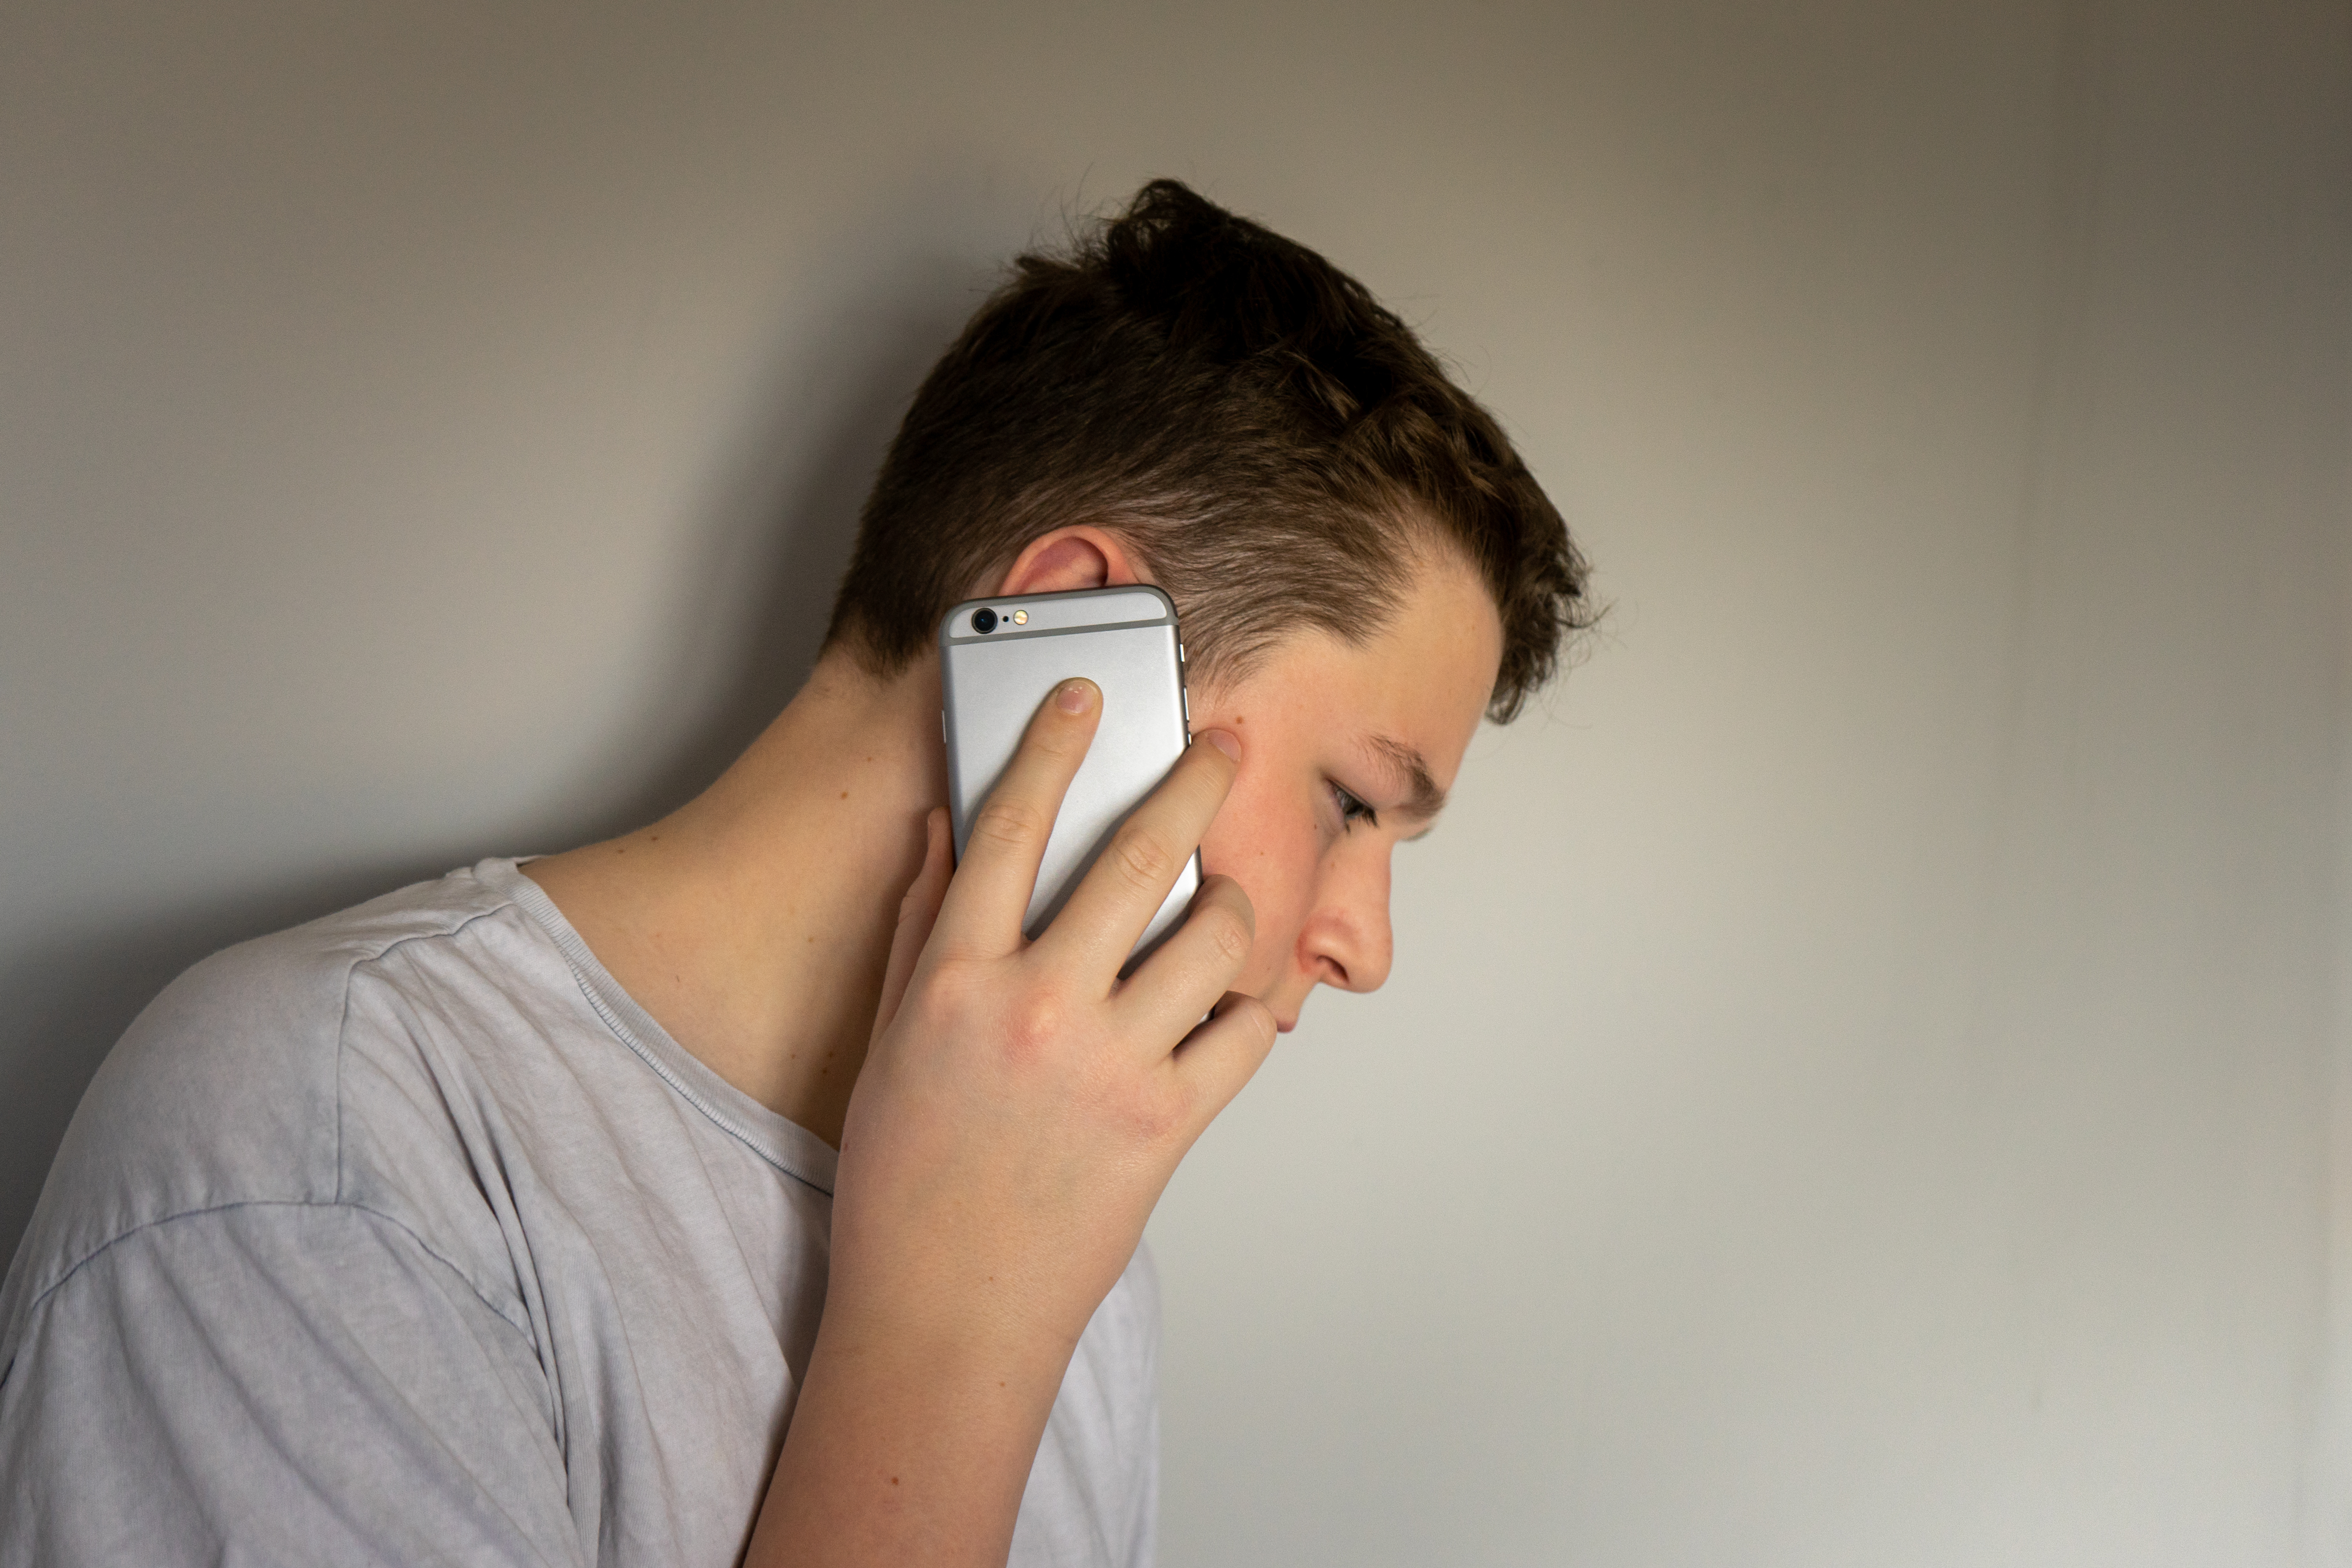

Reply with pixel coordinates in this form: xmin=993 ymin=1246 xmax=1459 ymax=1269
xmin=0 ymin=859 xmax=1158 ymax=1566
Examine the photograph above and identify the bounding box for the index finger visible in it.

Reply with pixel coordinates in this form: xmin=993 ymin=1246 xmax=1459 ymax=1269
xmin=931 ymin=678 xmax=1102 ymax=956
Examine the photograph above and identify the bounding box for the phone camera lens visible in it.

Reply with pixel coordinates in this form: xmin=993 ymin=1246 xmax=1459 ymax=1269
xmin=971 ymin=608 xmax=998 ymax=634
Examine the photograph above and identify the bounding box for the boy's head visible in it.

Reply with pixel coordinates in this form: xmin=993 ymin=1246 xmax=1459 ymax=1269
xmin=826 ymin=180 xmax=1592 ymax=1026
xmin=825 ymin=179 xmax=1591 ymax=722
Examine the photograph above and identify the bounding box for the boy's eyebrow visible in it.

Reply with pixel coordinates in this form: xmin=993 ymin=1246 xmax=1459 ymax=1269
xmin=1367 ymin=735 xmax=1447 ymax=820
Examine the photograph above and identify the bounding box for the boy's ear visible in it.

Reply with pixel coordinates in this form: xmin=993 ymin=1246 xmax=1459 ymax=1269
xmin=993 ymin=527 xmax=1148 ymax=597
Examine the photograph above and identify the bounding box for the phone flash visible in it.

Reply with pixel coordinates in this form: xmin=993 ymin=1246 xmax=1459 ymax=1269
xmin=1011 ymin=610 xmax=1028 ymax=624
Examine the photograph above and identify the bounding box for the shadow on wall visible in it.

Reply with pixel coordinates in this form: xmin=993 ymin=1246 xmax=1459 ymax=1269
xmin=588 ymin=254 xmax=980 ymax=838
xmin=0 ymin=264 xmax=981 ymax=1264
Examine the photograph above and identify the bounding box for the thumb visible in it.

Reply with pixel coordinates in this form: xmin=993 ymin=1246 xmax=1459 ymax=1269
xmin=871 ymin=808 xmax=953 ymax=1044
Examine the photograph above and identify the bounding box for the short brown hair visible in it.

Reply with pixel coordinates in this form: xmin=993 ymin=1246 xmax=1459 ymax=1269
xmin=826 ymin=180 xmax=1592 ymax=720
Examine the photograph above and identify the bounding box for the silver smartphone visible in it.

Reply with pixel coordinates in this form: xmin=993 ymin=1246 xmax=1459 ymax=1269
xmin=940 ymin=585 xmax=1200 ymax=964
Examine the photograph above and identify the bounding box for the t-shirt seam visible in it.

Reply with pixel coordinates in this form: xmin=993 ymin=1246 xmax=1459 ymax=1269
xmin=335 ymin=955 xmax=351 ymax=1207
xmin=330 ymin=895 xmax=536 ymax=1210
xmin=11 ymin=897 xmax=530 ymax=1338
xmin=546 ymin=952 xmax=837 ymax=1196
xmin=493 ymin=868 xmax=837 ymax=1196
xmin=13 ymin=1199 xmax=538 ymax=1342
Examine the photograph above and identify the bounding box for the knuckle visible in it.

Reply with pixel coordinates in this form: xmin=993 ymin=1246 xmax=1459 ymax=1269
xmin=1109 ymin=827 xmax=1179 ymax=891
xmin=1200 ymin=873 xmax=1255 ymax=924
xmin=880 ymin=976 xmax=964 ymax=1049
xmin=1199 ymin=903 xmax=1253 ymax=966
xmin=1227 ymin=995 xmax=1278 ymax=1047
xmin=910 ymin=958 xmax=984 ymax=1016
xmin=970 ymin=796 xmax=1046 ymax=854
xmin=1001 ymin=987 xmax=1067 ymax=1058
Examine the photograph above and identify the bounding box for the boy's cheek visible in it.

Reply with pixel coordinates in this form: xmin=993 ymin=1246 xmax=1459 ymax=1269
xmin=1198 ymin=825 xmax=1310 ymax=1001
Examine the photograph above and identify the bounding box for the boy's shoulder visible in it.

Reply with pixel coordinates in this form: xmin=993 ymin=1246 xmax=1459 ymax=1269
xmin=0 ymin=862 xmax=530 ymax=1352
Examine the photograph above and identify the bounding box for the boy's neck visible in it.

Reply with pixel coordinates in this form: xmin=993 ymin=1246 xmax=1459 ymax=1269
xmin=522 ymin=646 xmax=946 ymax=1148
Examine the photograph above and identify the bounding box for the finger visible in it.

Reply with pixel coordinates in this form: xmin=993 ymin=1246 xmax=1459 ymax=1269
xmin=871 ymin=808 xmax=952 ymax=1045
xmin=1165 ymin=991 xmax=1278 ymax=1142
xmin=1112 ymin=874 xmax=1257 ymax=1048
xmin=933 ymin=678 xmax=1102 ymax=956
xmin=1031 ymin=728 xmax=1241 ymax=974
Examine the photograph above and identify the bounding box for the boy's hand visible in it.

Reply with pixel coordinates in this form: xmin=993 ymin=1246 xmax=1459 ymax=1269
xmin=840 ymin=676 xmax=1272 ymax=1348
xmin=751 ymin=677 xmax=1274 ymax=1567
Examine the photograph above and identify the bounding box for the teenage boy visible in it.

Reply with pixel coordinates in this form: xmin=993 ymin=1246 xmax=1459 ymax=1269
xmin=0 ymin=180 xmax=1589 ymax=1566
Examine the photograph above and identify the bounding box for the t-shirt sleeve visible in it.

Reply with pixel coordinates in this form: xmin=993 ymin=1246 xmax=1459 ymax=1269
xmin=0 ymin=1201 xmax=585 ymax=1568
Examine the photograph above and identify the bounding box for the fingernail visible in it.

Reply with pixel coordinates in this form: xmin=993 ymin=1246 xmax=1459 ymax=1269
xmin=1056 ymin=679 xmax=1093 ymax=713
xmin=1202 ymin=729 xmax=1241 ymax=761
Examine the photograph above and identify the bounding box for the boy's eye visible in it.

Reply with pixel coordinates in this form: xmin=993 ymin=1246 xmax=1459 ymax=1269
xmin=1331 ymin=781 xmax=1379 ymax=831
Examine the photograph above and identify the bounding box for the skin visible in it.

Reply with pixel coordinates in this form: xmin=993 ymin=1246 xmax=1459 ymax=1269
xmin=523 ymin=524 xmax=1503 ymax=1567
xmin=1186 ymin=560 xmax=1499 ymax=1031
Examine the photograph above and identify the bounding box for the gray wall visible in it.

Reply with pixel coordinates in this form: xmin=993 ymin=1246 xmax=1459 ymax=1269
xmin=5 ymin=2 xmax=2348 ymax=1563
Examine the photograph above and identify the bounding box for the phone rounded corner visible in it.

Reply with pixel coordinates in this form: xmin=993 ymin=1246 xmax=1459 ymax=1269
xmin=937 ymin=597 xmax=980 ymax=650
